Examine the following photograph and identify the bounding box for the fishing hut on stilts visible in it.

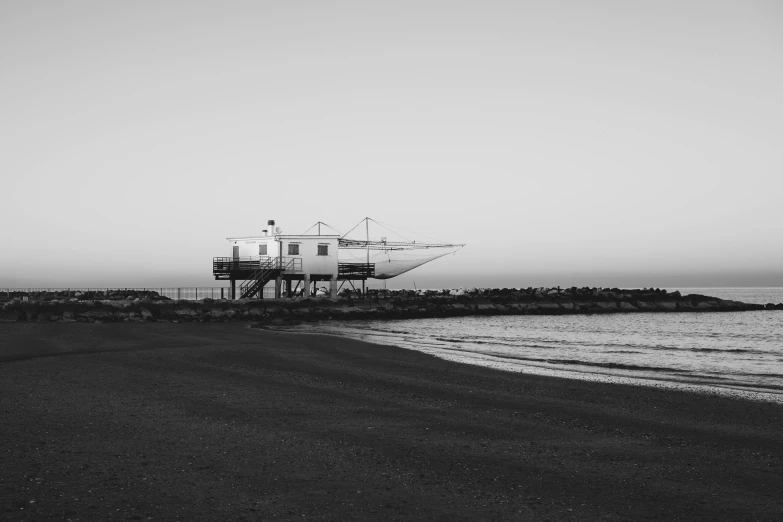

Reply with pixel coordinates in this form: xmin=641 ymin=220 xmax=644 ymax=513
xmin=213 ymin=218 xmax=464 ymax=299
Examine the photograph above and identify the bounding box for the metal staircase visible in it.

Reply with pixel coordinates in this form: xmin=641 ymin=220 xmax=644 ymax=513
xmin=236 ymin=258 xmax=302 ymax=299
xmin=238 ymin=259 xmax=277 ymax=299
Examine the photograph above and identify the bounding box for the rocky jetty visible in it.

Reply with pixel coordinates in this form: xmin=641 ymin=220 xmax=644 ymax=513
xmin=0 ymin=287 xmax=779 ymax=324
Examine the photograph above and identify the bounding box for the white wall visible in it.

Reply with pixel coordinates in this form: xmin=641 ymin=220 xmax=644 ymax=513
xmin=228 ymin=237 xmax=278 ymax=258
xmin=226 ymin=235 xmax=339 ymax=278
xmin=279 ymin=236 xmax=338 ymax=277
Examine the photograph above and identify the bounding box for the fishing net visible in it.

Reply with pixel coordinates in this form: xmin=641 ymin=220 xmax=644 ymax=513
xmin=337 ymin=218 xmax=462 ymax=280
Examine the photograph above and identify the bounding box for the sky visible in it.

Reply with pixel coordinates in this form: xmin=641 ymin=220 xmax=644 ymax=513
xmin=1 ymin=1 xmax=782 ymax=289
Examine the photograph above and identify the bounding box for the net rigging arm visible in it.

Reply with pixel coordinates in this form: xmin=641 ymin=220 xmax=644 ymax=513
xmin=338 ymin=239 xmax=465 ymax=250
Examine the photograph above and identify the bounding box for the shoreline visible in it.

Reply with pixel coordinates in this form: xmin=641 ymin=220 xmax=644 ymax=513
xmin=267 ymin=323 xmax=783 ymax=405
xmin=2 ymin=322 xmax=782 ymax=520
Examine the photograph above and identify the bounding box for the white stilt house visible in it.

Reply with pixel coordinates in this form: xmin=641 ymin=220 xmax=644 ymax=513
xmin=213 ymin=218 xmax=464 ymax=299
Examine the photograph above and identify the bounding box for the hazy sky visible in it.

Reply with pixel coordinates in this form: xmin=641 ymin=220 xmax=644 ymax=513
xmin=2 ymin=1 xmax=782 ymax=289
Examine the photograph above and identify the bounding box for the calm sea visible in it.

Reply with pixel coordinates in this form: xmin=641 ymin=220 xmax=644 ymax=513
xmin=288 ymin=288 xmax=783 ymax=403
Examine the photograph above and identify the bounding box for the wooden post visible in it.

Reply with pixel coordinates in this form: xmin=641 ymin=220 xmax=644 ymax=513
xmin=230 ymin=280 xmax=236 ymax=300
xmin=303 ymin=275 xmax=310 ymax=297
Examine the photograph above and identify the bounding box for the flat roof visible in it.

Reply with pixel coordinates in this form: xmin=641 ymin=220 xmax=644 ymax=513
xmin=226 ymin=235 xmax=341 ymax=241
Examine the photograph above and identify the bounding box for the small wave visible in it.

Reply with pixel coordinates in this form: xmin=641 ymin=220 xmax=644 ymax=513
xmin=526 ymin=358 xmax=692 ymax=373
xmin=687 ymin=347 xmax=761 ymax=354
xmin=430 ymin=347 xmax=692 ymax=374
xmin=433 ymin=337 xmax=527 ymax=348
xmin=431 ymin=336 xmax=767 ymax=356
xmin=711 ymin=381 xmax=783 ymax=392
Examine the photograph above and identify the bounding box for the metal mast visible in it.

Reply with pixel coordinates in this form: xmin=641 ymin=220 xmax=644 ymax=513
xmin=364 ymin=218 xmax=369 ymax=296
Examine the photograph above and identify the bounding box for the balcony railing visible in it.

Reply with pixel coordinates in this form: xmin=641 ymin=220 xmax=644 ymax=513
xmin=213 ymin=256 xmax=302 ymax=276
xmin=338 ymin=262 xmax=375 ymax=278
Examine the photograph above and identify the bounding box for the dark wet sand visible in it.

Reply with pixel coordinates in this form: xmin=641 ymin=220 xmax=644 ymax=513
xmin=1 ymin=323 xmax=781 ymax=521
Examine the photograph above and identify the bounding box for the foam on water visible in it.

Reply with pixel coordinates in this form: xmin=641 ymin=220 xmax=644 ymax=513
xmin=286 ymin=288 xmax=783 ymax=404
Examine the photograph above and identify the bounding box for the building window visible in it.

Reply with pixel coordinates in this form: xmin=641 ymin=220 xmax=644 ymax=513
xmin=288 ymin=244 xmax=299 ymax=255
xmin=259 ymin=244 xmax=267 ymax=256
xmin=317 ymin=245 xmax=328 ymax=256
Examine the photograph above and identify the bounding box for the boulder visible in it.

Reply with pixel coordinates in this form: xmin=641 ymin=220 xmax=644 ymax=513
xmin=82 ymin=310 xmax=115 ymax=321
xmin=209 ymin=309 xmax=226 ymax=319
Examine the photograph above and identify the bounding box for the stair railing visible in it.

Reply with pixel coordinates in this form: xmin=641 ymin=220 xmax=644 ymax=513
xmin=238 ymin=258 xmax=275 ymax=299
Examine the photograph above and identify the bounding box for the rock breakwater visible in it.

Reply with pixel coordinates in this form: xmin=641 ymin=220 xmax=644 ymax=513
xmin=1 ymin=287 xmax=779 ymax=324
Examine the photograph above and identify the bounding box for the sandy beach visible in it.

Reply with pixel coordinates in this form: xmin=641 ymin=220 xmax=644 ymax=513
xmin=1 ymin=323 xmax=781 ymax=521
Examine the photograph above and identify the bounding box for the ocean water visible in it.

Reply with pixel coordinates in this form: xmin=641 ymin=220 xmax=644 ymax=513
xmin=288 ymin=288 xmax=783 ymax=403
